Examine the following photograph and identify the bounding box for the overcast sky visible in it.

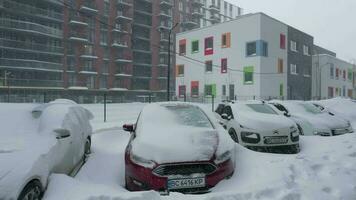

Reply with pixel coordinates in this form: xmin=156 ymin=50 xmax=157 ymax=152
xmin=226 ymin=0 xmax=356 ymax=62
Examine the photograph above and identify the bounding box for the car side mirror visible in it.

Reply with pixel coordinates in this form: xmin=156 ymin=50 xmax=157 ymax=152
xmin=328 ymin=112 xmax=335 ymax=116
xmin=221 ymin=113 xmax=231 ymax=120
xmin=54 ymin=129 xmax=71 ymax=139
xmin=284 ymin=111 xmax=291 ymax=117
xmin=123 ymin=124 xmax=134 ymax=132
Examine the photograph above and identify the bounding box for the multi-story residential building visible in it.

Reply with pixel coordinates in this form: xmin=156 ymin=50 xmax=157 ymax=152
xmin=175 ymin=13 xmax=289 ymax=101
xmin=287 ymin=26 xmax=313 ymax=100
xmin=175 ymin=13 xmax=316 ymax=101
xmin=177 ymin=0 xmax=243 ymax=32
xmin=0 ymin=0 xmax=243 ymax=103
xmin=312 ymin=54 xmax=354 ymax=99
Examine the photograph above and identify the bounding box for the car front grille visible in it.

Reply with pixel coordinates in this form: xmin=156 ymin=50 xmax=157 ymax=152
xmin=153 ymin=163 xmax=217 ymax=177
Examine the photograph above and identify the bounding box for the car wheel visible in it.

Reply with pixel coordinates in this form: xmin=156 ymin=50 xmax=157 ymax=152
xmin=228 ymin=129 xmax=239 ymax=143
xmin=18 ymin=180 xmax=43 ymax=200
xmin=84 ymin=137 xmax=91 ymax=162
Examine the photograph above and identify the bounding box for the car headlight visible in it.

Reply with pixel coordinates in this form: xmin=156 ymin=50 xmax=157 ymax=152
xmin=290 ymin=126 xmax=299 ymax=138
xmin=215 ymin=151 xmax=232 ymax=165
xmin=130 ymin=152 xmax=156 ymax=168
xmin=241 ymin=131 xmax=260 ymax=143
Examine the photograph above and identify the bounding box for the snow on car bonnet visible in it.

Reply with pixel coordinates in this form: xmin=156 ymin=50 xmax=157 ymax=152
xmin=131 ymin=103 xmax=218 ymax=164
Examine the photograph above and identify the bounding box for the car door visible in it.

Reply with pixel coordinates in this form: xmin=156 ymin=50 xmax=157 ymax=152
xmin=51 ymin=130 xmax=76 ymax=174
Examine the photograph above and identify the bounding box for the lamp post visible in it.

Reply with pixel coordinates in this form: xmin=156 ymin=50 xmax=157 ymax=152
xmin=167 ymin=22 xmax=179 ymax=101
xmin=4 ymin=70 xmax=12 ymax=102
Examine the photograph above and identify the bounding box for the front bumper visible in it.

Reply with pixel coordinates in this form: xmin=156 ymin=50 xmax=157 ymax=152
xmin=125 ymin=157 xmax=234 ymax=193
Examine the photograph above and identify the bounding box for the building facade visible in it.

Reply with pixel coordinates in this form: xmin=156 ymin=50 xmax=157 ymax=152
xmin=287 ymin=26 xmax=313 ymax=100
xmin=175 ymin=13 xmax=289 ymax=101
xmin=312 ymin=54 xmax=354 ymax=99
xmin=0 ymin=0 xmax=242 ymax=103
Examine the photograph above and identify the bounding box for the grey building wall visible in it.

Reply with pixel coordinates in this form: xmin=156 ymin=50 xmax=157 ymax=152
xmin=287 ymin=26 xmax=314 ymax=100
xmin=313 ymin=45 xmax=336 ymax=57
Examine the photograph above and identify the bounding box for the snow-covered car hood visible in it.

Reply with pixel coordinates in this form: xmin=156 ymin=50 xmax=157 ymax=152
xmin=130 ymin=103 xmax=234 ymax=164
xmin=234 ymin=110 xmax=295 ymax=131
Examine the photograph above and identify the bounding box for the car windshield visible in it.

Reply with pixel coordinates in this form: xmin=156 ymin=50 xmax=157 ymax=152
xmin=299 ymin=103 xmax=323 ymax=114
xmin=246 ymin=104 xmax=277 ymax=115
xmin=164 ymin=105 xmax=213 ymax=128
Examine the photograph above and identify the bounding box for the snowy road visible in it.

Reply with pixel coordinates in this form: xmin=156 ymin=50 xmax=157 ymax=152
xmin=43 ymin=128 xmax=356 ymax=200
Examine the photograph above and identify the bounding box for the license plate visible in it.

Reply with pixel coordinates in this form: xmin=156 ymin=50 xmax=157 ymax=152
xmin=264 ymin=136 xmax=288 ymax=144
xmin=167 ymin=177 xmax=205 ymax=190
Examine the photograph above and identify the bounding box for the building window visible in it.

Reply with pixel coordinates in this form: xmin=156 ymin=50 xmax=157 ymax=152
xmin=178 ymin=85 xmax=186 ymax=97
xmin=204 ymin=37 xmax=214 ymax=55
xmin=328 ymin=87 xmax=334 ymax=98
xmin=191 ymin=81 xmax=199 ymax=97
xmin=280 ymin=83 xmax=284 ymax=97
xmin=343 ymin=86 xmax=346 ymax=96
xmin=335 ymin=88 xmax=339 ymax=96
xmin=348 ymin=89 xmax=353 ymax=98
xmin=176 ymin=64 xmax=184 ymax=76
xmin=243 ymin=66 xmax=254 ymax=85
xmin=179 ymin=39 xmax=186 ymax=55
xmin=336 ymin=68 xmax=339 ymax=79
xmin=290 ymin=40 xmax=297 ymax=52
xmin=246 ymin=41 xmax=268 ymax=57
xmin=278 ymin=59 xmax=284 ymax=73
xmin=290 ymin=64 xmax=297 ymax=75
xmin=303 ymin=45 xmax=310 ymax=56
xmin=205 ymin=60 xmax=213 ymax=72
xmin=221 ymin=58 xmax=227 ymax=73
xmin=348 ymin=69 xmax=353 ymax=81
xmin=343 ymin=70 xmax=346 ymax=80
xmin=246 ymin=42 xmax=256 ymax=56
xmin=330 ymin=65 xmax=334 ymax=78
xmin=191 ymin=40 xmax=199 ymax=53
xmin=221 ymin=32 xmax=231 ymax=48
xmin=222 ymin=85 xmax=226 ymax=96
xmin=280 ymin=34 xmax=286 ymax=49
xmin=204 ymin=84 xmax=216 ymax=97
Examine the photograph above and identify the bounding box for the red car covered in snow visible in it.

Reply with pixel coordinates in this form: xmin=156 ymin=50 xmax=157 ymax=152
xmin=123 ymin=102 xmax=235 ymax=194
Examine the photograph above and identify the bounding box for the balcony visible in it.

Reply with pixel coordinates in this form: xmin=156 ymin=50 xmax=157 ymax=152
xmin=0 ymin=18 xmax=62 ymax=38
xmin=210 ymin=15 xmax=220 ymax=23
xmin=0 ymin=38 xmax=63 ymax=55
xmin=0 ymin=0 xmax=63 ymax=22
xmin=191 ymin=0 xmax=203 ymax=7
xmin=116 ymin=58 xmax=132 ymax=63
xmin=69 ymin=33 xmax=88 ymax=43
xmin=158 ymin=11 xmax=172 ymax=18
xmin=79 ymin=67 xmax=98 ymax=75
xmin=79 ymin=1 xmax=98 ymax=15
xmin=157 ymin=23 xmax=172 ymax=31
xmin=80 ymin=51 xmax=98 ymax=60
xmin=6 ymin=79 xmax=64 ymax=88
xmin=117 ymin=0 xmax=133 ymax=9
xmin=160 ymin=0 xmax=173 ymax=8
xmin=69 ymin=15 xmax=88 ymax=27
xmin=112 ymin=41 xmax=129 ymax=48
xmin=192 ymin=10 xmax=203 ymax=18
xmin=116 ymin=11 xmax=133 ymax=22
xmin=115 ymin=72 xmax=132 ymax=77
xmin=134 ymin=9 xmax=153 ymax=16
xmin=183 ymin=20 xmax=198 ymax=28
xmin=0 ymin=58 xmax=63 ymax=72
xmin=209 ymin=5 xmax=220 ymax=13
xmin=133 ymin=48 xmax=151 ymax=54
xmin=133 ymin=22 xmax=151 ymax=29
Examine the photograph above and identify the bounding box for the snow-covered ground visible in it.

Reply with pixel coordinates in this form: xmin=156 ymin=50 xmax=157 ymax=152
xmin=41 ymin=100 xmax=356 ymax=200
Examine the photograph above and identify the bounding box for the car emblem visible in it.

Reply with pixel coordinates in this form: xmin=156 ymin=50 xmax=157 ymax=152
xmin=273 ymin=130 xmax=279 ymax=134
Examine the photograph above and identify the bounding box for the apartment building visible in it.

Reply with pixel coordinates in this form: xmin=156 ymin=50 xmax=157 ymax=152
xmin=312 ymin=54 xmax=354 ymax=99
xmin=0 ymin=0 xmax=243 ymax=103
xmin=175 ymin=13 xmax=315 ymax=101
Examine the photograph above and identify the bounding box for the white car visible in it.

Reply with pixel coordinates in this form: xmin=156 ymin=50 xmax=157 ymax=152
xmin=270 ymin=100 xmax=353 ymax=136
xmin=314 ymin=98 xmax=356 ymax=128
xmin=0 ymin=99 xmax=93 ymax=200
xmin=215 ymin=101 xmax=300 ymax=153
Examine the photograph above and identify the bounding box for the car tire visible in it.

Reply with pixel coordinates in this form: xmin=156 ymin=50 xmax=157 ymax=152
xmin=228 ymin=129 xmax=239 ymax=143
xmin=84 ymin=137 xmax=91 ymax=162
xmin=18 ymin=180 xmax=43 ymax=200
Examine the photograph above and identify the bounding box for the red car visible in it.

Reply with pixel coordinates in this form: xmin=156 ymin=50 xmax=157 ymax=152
xmin=123 ymin=103 xmax=235 ymax=194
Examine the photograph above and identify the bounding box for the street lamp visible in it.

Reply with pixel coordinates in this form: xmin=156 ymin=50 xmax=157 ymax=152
xmin=167 ymin=22 xmax=179 ymax=101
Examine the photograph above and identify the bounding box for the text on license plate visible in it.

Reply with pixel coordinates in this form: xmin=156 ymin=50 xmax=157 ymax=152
xmin=167 ymin=177 xmax=205 ymax=189
xmin=264 ymin=137 xmax=288 ymax=144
